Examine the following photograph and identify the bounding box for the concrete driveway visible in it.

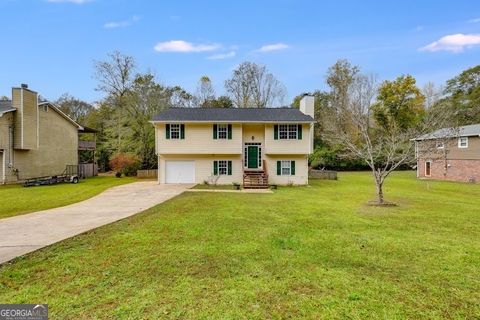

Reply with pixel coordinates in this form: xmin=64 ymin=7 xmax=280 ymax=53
xmin=0 ymin=181 xmax=192 ymax=264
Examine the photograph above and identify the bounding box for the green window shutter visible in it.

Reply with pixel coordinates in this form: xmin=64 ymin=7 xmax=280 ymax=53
xmin=228 ymin=161 xmax=232 ymax=175
xmin=213 ymin=161 xmax=218 ymax=175
xmin=166 ymin=124 xmax=170 ymax=139
xmin=228 ymin=124 xmax=232 ymax=140
xmin=291 ymin=161 xmax=296 ymax=175
xmin=277 ymin=161 xmax=281 ymax=175
xmin=180 ymin=124 xmax=185 ymax=139
xmin=297 ymin=124 xmax=302 ymax=140
xmin=274 ymin=125 xmax=279 ymax=140
xmin=213 ymin=124 xmax=218 ymax=139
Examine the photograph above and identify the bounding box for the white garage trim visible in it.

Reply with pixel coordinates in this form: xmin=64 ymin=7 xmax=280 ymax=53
xmin=165 ymin=160 xmax=195 ymax=184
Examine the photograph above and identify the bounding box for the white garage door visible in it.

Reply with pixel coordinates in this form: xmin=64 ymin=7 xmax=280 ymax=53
xmin=165 ymin=161 xmax=195 ymax=184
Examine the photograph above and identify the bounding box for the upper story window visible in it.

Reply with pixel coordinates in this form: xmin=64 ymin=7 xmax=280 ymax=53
xmin=436 ymin=140 xmax=444 ymax=149
xmin=458 ymin=137 xmax=468 ymax=148
xmin=166 ymin=124 xmax=185 ymax=140
xmin=213 ymin=124 xmax=232 ymax=140
xmin=274 ymin=124 xmax=302 ymax=140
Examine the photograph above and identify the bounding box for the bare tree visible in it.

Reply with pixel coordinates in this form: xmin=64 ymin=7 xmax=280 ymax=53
xmin=195 ymin=76 xmax=216 ymax=107
xmin=422 ymin=82 xmax=443 ymax=109
xmin=225 ymin=61 xmax=286 ymax=108
xmin=94 ymin=51 xmax=136 ymax=152
xmin=94 ymin=51 xmax=136 ymax=99
xmin=323 ymin=66 xmax=455 ymax=205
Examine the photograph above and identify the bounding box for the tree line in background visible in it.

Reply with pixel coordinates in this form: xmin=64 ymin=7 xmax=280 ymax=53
xmin=55 ymin=51 xmax=480 ymax=190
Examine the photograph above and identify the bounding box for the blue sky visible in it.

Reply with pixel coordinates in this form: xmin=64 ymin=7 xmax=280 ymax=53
xmin=1 ymin=0 xmax=480 ymax=104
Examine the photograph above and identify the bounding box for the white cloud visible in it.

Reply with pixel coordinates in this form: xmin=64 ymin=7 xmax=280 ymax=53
xmin=256 ymin=43 xmax=290 ymax=52
xmin=104 ymin=16 xmax=140 ymax=29
xmin=467 ymin=18 xmax=480 ymax=23
xmin=419 ymin=33 xmax=480 ymax=53
xmin=154 ymin=40 xmax=220 ymax=53
xmin=207 ymin=51 xmax=236 ymax=60
xmin=46 ymin=0 xmax=92 ymax=3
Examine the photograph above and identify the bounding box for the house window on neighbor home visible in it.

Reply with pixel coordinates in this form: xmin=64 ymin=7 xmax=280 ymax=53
xmin=458 ymin=137 xmax=468 ymax=148
xmin=436 ymin=141 xmax=444 ymax=149
xmin=276 ymin=160 xmax=296 ymax=176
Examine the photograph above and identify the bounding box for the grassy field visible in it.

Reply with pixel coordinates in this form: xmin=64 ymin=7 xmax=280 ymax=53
xmin=0 ymin=171 xmax=479 ymax=319
xmin=0 ymin=176 xmax=136 ymax=219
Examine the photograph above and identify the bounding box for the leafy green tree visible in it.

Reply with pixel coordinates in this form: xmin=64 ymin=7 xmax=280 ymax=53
xmin=372 ymin=75 xmax=425 ymax=130
xmin=55 ymin=93 xmax=94 ymax=123
xmin=442 ymin=65 xmax=480 ymax=124
xmin=124 ymin=73 xmax=168 ymax=169
xmin=209 ymin=95 xmax=233 ymax=108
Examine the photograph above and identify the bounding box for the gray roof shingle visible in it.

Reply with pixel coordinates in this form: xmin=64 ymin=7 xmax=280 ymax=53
xmin=415 ymin=124 xmax=480 ymax=140
xmin=152 ymin=107 xmax=315 ymax=123
xmin=0 ymin=100 xmax=15 ymax=115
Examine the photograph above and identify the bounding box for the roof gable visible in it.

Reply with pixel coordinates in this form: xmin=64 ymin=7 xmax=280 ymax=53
xmin=415 ymin=123 xmax=480 ymax=140
xmin=152 ymin=107 xmax=315 ymax=123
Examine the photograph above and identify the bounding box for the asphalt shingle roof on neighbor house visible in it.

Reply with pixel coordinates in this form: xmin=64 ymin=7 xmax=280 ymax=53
xmin=152 ymin=107 xmax=315 ymax=123
xmin=0 ymin=100 xmax=15 ymax=116
xmin=415 ymin=123 xmax=480 ymax=140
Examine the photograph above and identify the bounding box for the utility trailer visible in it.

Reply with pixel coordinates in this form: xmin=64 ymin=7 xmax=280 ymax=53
xmin=24 ymin=165 xmax=80 ymax=187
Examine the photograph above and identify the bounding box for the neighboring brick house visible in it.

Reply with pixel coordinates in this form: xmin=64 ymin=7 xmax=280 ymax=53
xmin=151 ymin=95 xmax=315 ymax=187
xmin=414 ymin=124 xmax=480 ymax=183
xmin=0 ymin=84 xmax=84 ymax=184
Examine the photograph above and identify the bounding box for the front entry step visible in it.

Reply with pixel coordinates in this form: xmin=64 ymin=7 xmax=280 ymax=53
xmin=243 ymin=170 xmax=269 ymax=189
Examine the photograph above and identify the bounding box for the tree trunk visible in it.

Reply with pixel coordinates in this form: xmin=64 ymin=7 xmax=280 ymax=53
xmin=375 ymin=179 xmax=384 ymax=204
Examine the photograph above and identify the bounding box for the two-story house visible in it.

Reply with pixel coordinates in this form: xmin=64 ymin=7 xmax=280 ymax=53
xmin=152 ymin=95 xmax=315 ymax=187
xmin=0 ymin=84 xmax=93 ymax=184
xmin=414 ymin=124 xmax=480 ymax=183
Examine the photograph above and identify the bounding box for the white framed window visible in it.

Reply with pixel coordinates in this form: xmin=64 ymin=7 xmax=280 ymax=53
xmin=41 ymin=105 xmax=48 ymax=112
xmin=458 ymin=137 xmax=468 ymax=148
xmin=436 ymin=140 xmax=444 ymax=149
xmin=281 ymin=160 xmax=291 ymax=175
xmin=218 ymin=160 xmax=228 ymax=175
xmin=217 ymin=124 xmax=227 ymax=139
xmin=170 ymin=124 xmax=180 ymax=139
xmin=278 ymin=124 xmax=298 ymax=140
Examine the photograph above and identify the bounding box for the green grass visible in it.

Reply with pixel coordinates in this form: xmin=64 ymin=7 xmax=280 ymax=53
xmin=1 ymin=171 xmax=479 ymax=319
xmin=0 ymin=176 xmax=136 ymax=219
xmin=192 ymin=184 xmax=238 ymax=190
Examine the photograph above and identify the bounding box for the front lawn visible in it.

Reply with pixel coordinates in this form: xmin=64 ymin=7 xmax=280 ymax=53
xmin=192 ymin=184 xmax=238 ymax=190
xmin=0 ymin=176 xmax=136 ymax=219
xmin=0 ymin=171 xmax=479 ymax=319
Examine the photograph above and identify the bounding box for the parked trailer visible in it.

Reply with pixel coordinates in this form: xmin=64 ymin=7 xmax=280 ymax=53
xmin=24 ymin=166 xmax=80 ymax=187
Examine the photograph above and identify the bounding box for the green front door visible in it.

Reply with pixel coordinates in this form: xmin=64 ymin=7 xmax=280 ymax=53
xmin=247 ymin=146 xmax=258 ymax=169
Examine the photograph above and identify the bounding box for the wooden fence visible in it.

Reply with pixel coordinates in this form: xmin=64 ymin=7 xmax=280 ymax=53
xmin=79 ymin=163 xmax=98 ymax=178
xmin=309 ymin=170 xmax=337 ymax=180
xmin=137 ymin=169 xmax=158 ymax=179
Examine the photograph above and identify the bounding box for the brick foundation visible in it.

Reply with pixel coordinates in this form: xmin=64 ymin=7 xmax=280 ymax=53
xmin=417 ymin=159 xmax=480 ymax=183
